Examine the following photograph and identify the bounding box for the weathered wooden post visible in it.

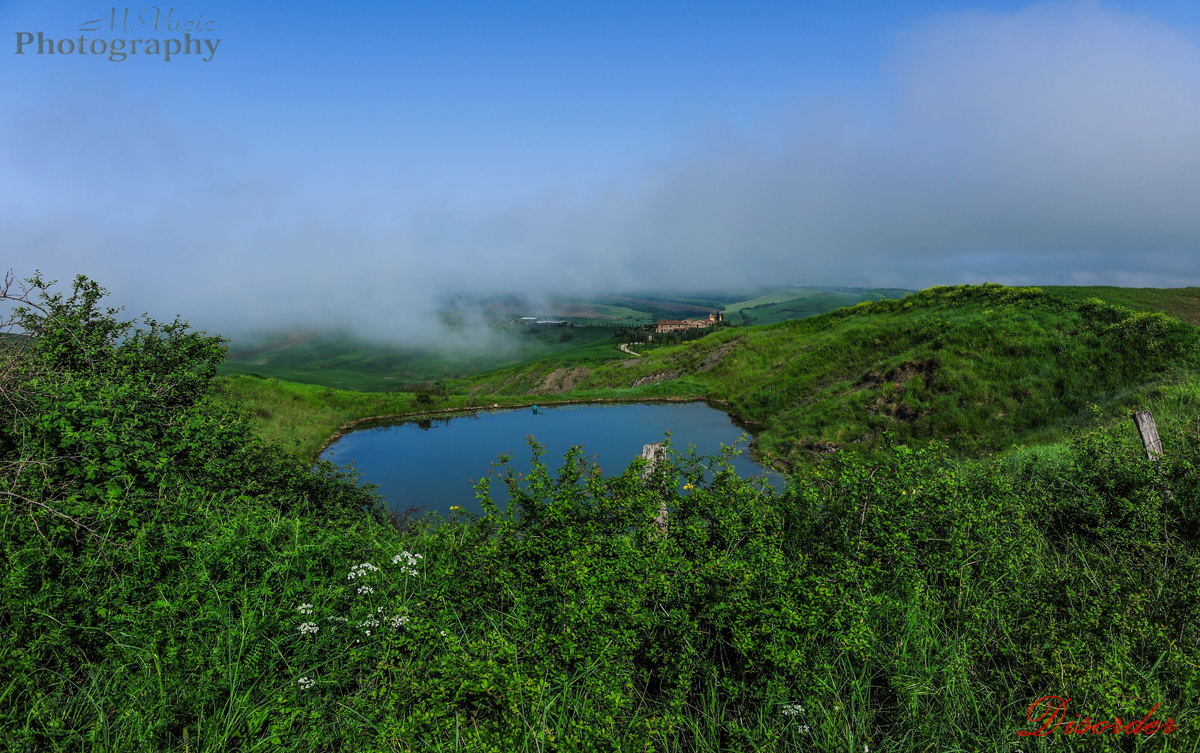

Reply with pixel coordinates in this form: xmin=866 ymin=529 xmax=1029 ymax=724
xmin=641 ymin=442 xmax=668 ymax=535
xmin=1133 ymin=410 xmax=1175 ymax=501
xmin=1133 ymin=411 xmax=1164 ymax=461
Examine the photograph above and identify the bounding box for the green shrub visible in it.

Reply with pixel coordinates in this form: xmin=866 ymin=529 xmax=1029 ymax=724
xmin=0 ymin=275 xmax=394 ymax=750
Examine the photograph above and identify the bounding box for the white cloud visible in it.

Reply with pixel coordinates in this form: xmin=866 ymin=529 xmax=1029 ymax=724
xmin=3 ymin=3 xmax=1200 ymax=340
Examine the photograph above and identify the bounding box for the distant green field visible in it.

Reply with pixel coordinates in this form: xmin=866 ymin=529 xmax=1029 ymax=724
xmin=219 ymin=325 xmax=624 ymax=392
xmin=220 ymin=288 xmax=913 ymax=391
xmin=724 ymin=287 xmax=913 ymax=326
xmin=470 ymin=294 xmax=658 ymax=324
xmin=554 ymin=300 xmax=655 ymax=323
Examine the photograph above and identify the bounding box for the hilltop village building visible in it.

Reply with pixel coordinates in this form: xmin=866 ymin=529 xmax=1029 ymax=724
xmin=655 ymin=311 xmax=722 ymax=334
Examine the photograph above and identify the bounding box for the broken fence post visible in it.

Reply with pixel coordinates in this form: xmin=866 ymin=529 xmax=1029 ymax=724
xmin=1133 ymin=410 xmax=1164 ymax=461
xmin=641 ymin=442 xmax=669 ymax=534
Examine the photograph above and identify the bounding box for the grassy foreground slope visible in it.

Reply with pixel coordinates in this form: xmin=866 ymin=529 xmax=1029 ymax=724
xmin=8 ymin=275 xmax=1200 ymax=751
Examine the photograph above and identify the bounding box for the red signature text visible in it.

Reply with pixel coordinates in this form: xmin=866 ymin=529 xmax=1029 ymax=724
xmin=1018 ymin=696 xmax=1179 ymax=737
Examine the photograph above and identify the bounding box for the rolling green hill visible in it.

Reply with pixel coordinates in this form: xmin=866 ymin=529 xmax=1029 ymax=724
xmin=223 ymin=284 xmax=1200 ymax=464
xmin=1044 ymin=285 xmax=1200 ymax=325
xmin=456 ymin=284 xmax=1199 ymax=466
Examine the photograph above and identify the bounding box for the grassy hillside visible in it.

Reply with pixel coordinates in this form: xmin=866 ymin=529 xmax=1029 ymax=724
xmin=223 ymin=284 xmax=1200 ymax=467
xmin=1044 ymin=285 xmax=1200 ymax=325
xmin=9 ymin=275 xmax=1200 ymax=751
xmin=455 ymin=285 xmax=1198 ymax=466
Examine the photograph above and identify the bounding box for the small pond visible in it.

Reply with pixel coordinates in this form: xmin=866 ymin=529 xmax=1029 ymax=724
xmin=320 ymin=402 xmax=784 ymax=518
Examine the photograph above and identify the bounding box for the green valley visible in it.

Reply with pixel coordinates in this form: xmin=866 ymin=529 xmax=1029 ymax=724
xmin=219 ymin=324 xmax=624 ymax=392
xmin=217 ymin=287 xmax=911 ymax=392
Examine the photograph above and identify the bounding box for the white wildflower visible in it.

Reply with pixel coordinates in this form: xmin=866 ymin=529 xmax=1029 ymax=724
xmin=298 ymin=676 xmax=316 ymax=690
xmin=390 ymin=614 xmax=410 ymax=628
xmin=799 ymin=725 xmax=809 ymax=733
xmin=782 ymin=704 xmax=804 ymax=716
xmin=440 ymin=630 xmax=447 ymax=636
xmin=392 ymin=552 xmax=423 ymax=576
xmin=347 ymin=562 xmax=380 ymax=580
xmin=299 ymin=622 xmax=319 ymax=636
xmin=295 ymin=603 xmax=314 ymax=615
xmin=357 ymin=585 xmax=374 ymax=595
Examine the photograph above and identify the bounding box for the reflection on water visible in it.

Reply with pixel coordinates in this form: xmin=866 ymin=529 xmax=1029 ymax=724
xmin=320 ymin=402 xmax=783 ymax=517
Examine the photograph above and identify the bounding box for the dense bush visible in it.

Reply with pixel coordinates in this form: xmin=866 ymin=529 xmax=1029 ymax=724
xmin=3 ymin=275 xmax=1199 ymax=751
xmin=0 ymin=275 xmax=395 ymax=750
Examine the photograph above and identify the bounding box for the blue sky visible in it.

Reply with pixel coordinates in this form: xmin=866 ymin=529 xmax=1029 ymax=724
xmin=3 ymin=1 xmax=1200 ymax=335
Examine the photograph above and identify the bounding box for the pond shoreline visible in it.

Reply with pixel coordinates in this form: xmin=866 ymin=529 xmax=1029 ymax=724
xmin=315 ymin=395 xmax=767 ymax=461
xmin=317 ymin=399 xmax=782 ymax=512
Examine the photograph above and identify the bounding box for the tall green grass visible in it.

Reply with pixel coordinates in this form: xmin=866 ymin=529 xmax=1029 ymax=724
xmin=11 ymin=422 xmax=1200 ymax=750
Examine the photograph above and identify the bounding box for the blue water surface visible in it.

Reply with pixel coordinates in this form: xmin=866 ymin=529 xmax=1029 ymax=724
xmin=319 ymin=402 xmax=783 ymax=517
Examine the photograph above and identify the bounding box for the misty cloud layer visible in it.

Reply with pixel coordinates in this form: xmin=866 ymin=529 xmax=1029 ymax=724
xmin=3 ymin=4 xmax=1200 ymax=341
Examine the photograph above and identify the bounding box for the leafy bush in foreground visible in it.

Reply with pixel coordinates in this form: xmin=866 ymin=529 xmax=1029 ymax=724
xmin=0 ymin=275 xmax=392 ymax=750
xmin=3 ymin=274 xmax=1199 ymax=751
